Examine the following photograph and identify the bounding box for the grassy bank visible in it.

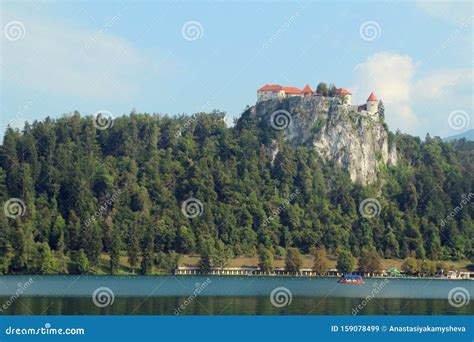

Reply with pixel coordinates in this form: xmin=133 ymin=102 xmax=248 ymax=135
xmin=88 ymin=253 xmax=472 ymax=276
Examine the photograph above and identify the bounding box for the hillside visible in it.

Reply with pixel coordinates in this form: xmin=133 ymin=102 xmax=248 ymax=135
xmin=0 ymin=107 xmax=472 ymax=274
xmin=251 ymin=96 xmax=397 ymax=184
xmin=443 ymin=129 xmax=474 ymax=142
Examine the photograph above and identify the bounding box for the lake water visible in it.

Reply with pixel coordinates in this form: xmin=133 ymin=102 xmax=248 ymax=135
xmin=0 ymin=275 xmax=472 ymax=315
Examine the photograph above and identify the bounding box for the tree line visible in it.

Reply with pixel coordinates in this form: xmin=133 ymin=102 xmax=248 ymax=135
xmin=0 ymin=110 xmax=472 ymax=274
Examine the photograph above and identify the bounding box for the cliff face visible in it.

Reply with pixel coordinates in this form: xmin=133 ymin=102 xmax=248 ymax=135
xmin=251 ymin=96 xmax=397 ymax=185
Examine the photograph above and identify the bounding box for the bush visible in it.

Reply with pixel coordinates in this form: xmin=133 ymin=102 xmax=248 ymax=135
xmin=401 ymin=257 xmax=419 ymax=275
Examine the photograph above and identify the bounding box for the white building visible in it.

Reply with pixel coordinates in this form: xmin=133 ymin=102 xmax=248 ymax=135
xmin=256 ymin=84 xmax=380 ymax=121
xmin=366 ymin=92 xmax=378 ymax=115
xmin=355 ymin=92 xmax=379 ymax=118
xmin=336 ymin=88 xmax=352 ymax=106
xmin=257 ymin=84 xmax=304 ymax=102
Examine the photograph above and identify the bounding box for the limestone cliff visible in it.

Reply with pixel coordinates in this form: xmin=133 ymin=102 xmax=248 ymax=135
xmin=250 ymin=96 xmax=397 ymax=185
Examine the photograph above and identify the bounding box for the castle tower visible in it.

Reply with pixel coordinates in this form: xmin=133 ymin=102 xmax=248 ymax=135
xmin=302 ymin=84 xmax=313 ymax=97
xmin=366 ymin=92 xmax=378 ymax=116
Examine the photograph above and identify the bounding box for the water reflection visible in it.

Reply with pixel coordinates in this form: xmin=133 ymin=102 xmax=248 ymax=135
xmin=1 ymin=296 xmax=471 ymax=315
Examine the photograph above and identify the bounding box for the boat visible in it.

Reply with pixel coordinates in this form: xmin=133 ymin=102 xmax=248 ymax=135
xmin=337 ymin=274 xmax=365 ymax=284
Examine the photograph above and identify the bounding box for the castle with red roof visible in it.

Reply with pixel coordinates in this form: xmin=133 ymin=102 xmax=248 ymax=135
xmin=257 ymin=84 xmax=379 ymax=117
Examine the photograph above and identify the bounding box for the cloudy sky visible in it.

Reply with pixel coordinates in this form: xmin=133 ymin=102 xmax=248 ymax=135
xmin=1 ymin=0 xmax=472 ymax=139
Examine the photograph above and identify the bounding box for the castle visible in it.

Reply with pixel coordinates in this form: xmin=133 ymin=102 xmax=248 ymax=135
xmin=257 ymin=84 xmax=379 ymax=117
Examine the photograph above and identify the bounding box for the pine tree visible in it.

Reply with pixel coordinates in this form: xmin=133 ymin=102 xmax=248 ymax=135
xmin=258 ymin=245 xmax=274 ymax=273
xmin=36 ymin=242 xmax=59 ymax=274
xmin=127 ymin=225 xmax=140 ymax=274
xmin=74 ymin=249 xmax=89 ymax=274
xmin=336 ymin=249 xmax=355 ymax=274
xmin=310 ymin=246 xmax=328 ymax=275
xmin=109 ymin=226 xmax=122 ymax=274
xmin=285 ymin=248 xmax=303 ymax=273
xmin=141 ymin=229 xmax=155 ymax=275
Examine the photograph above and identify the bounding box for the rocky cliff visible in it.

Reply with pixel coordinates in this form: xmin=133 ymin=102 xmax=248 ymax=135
xmin=250 ymin=96 xmax=397 ymax=185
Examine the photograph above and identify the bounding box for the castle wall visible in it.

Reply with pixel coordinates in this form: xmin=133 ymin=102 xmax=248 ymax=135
xmin=367 ymin=100 xmax=378 ymax=115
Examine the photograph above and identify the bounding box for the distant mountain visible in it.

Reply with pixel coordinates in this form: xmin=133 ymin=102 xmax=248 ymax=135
xmin=443 ymin=129 xmax=474 ymax=142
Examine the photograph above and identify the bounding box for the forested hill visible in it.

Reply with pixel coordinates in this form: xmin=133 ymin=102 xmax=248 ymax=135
xmin=0 ymin=110 xmax=473 ymax=274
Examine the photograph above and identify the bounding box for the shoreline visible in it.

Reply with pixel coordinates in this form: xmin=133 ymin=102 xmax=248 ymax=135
xmin=0 ymin=275 xmax=472 ymax=300
xmin=0 ymin=274 xmax=472 ymax=281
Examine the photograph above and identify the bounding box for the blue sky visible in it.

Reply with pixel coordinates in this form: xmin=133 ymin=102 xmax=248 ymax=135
xmin=1 ymin=0 xmax=472 ymax=140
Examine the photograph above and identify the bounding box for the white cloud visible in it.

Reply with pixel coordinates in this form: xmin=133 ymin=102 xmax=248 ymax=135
xmin=414 ymin=69 xmax=472 ymax=101
xmin=351 ymin=52 xmax=419 ymax=132
xmin=351 ymin=52 xmax=472 ymax=136
xmin=1 ymin=9 xmax=172 ymax=101
xmin=416 ymin=0 xmax=473 ymax=24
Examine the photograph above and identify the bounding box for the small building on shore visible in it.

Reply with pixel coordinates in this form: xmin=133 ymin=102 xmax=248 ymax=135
xmin=175 ymin=265 xmax=474 ymax=279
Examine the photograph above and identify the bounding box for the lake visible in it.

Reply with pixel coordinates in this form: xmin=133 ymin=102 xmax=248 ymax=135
xmin=0 ymin=275 xmax=472 ymax=315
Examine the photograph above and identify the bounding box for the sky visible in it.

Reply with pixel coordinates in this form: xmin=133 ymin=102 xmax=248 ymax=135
xmin=1 ymin=0 xmax=472 ymax=140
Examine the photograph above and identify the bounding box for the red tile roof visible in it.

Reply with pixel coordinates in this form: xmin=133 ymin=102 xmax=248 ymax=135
xmin=257 ymin=84 xmax=283 ymax=92
xmin=282 ymin=86 xmax=302 ymax=94
xmin=336 ymin=88 xmax=352 ymax=95
xmin=257 ymin=84 xmax=302 ymax=94
xmin=302 ymin=84 xmax=313 ymax=93
xmin=367 ymin=92 xmax=378 ymax=101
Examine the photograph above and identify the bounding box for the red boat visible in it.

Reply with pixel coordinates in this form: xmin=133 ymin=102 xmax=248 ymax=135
xmin=337 ymin=274 xmax=365 ymax=284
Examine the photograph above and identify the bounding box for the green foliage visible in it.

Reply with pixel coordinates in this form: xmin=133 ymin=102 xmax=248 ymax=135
xmin=336 ymin=249 xmax=355 ymax=274
xmin=316 ymin=82 xmax=328 ymax=96
xmin=35 ymin=242 xmax=60 ymax=274
xmin=285 ymin=247 xmax=303 ymax=273
xmin=310 ymin=246 xmax=328 ymax=274
xmin=156 ymin=250 xmax=181 ymax=273
xmin=141 ymin=229 xmax=155 ymax=275
xmin=109 ymin=226 xmax=122 ymax=274
xmin=401 ymin=257 xmax=420 ymax=275
xmin=275 ymin=246 xmax=287 ymax=259
xmin=73 ymin=249 xmax=90 ymax=274
xmin=310 ymin=118 xmax=325 ymax=137
xmin=358 ymin=248 xmax=381 ymax=273
xmin=0 ymin=112 xmax=472 ymax=275
xmin=213 ymin=240 xmax=234 ymax=270
xmin=258 ymin=244 xmax=274 ymax=273
xmin=199 ymin=252 xmax=212 ymax=274
xmin=420 ymin=259 xmax=436 ymax=276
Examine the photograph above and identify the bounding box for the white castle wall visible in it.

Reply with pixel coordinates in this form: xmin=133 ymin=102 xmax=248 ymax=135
xmin=367 ymin=100 xmax=378 ymax=115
